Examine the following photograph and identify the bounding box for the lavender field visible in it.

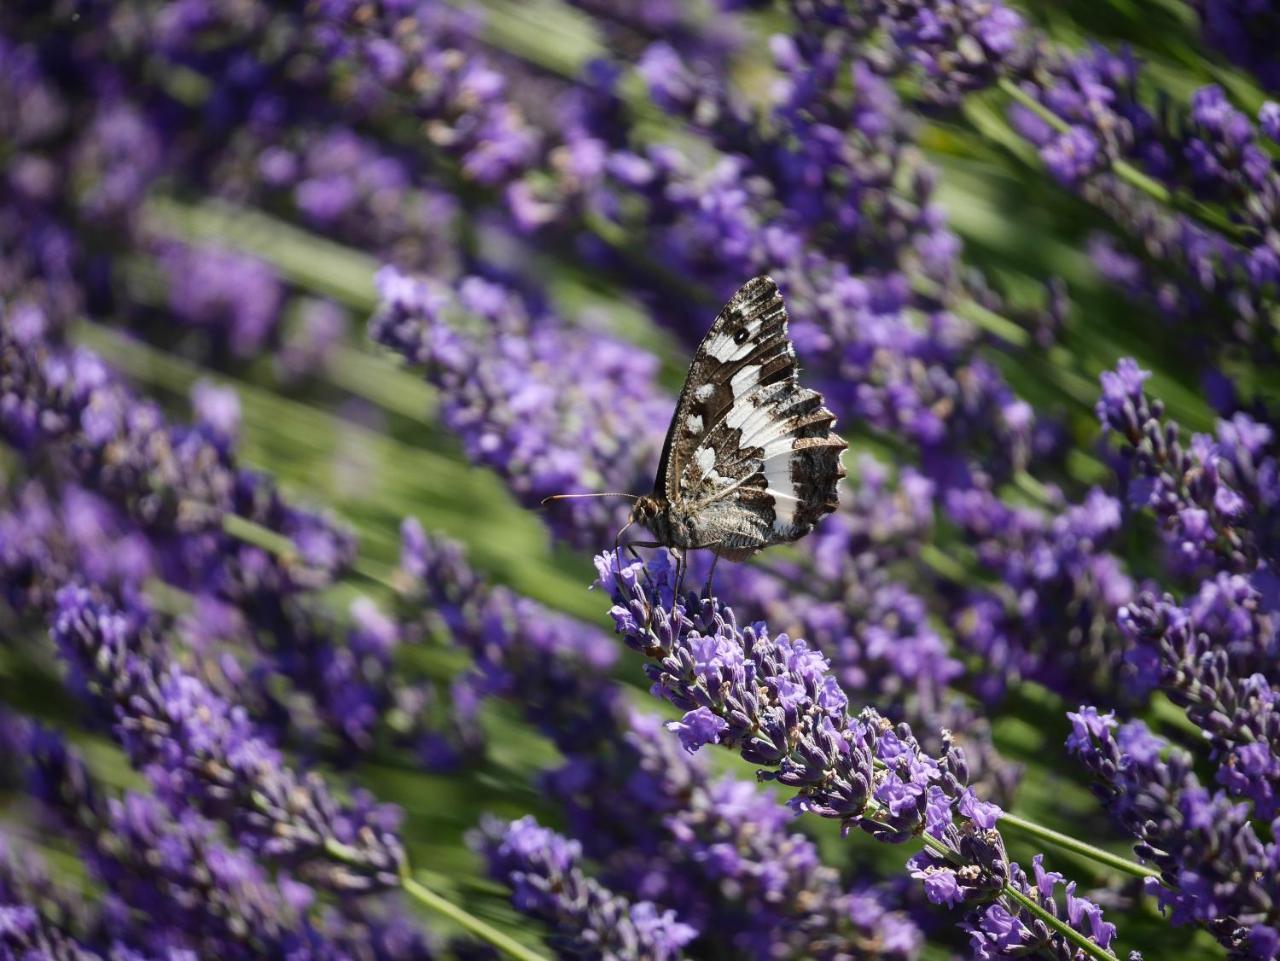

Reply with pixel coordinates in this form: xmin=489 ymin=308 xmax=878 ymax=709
xmin=2 ymin=1 xmax=1279 ymax=959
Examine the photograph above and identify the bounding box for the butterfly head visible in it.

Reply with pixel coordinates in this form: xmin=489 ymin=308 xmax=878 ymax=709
xmin=629 ymin=494 xmax=662 ymax=525
xmin=631 ymin=494 xmax=692 ymax=549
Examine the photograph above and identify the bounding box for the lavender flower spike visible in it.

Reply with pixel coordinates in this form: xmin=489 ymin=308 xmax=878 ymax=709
xmin=595 ymin=550 xmax=1126 ymax=961
xmin=1067 ymin=708 xmax=1280 ymax=956
xmin=478 ymin=816 xmax=696 ymax=961
xmin=50 ymin=584 xmax=406 ymax=892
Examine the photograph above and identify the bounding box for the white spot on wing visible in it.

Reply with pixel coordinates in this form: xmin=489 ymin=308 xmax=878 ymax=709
xmin=693 ymin=383 xmax=715 ymax=402
xmin=686 ymin=414 xmax=703 ymax=434
xmin=695 ymin=447 xmax=716 ymax=476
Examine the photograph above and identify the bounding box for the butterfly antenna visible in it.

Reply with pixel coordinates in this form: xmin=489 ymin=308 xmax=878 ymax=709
xmin=539 ymin=492 xmax=641 ymax=507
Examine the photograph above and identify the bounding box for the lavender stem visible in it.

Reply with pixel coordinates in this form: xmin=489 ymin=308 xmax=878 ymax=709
xmin=997 ymin=813 xmax=1158 ymax=881
xmin=1000 ymin=883 xmax=1122 ymax=961
xmin=316 ymin=831 xmax=551 ymax=961
xmin=401 ymin=874 xmax=552 ymax=961
xmin=220 ymin=511 xmax=300 ymax=563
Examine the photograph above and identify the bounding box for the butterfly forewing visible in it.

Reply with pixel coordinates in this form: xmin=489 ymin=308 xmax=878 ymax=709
xmin=656 ymin=276 xmax=793 ymax=500
xmin=653 ymin=276 xmax=846 ymax=560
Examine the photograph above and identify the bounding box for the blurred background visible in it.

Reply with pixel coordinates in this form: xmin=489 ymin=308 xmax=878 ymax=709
xmin=2 ymin=1 xmax=1278 ymax=960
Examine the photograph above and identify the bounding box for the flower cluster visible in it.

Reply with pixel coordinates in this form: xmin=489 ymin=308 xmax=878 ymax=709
xmin=1070 ymin=362 xmax=1280 ymax=956
xmin=51 ymin=585 xmax=406 ymax=893
xmin=943 ymin=484 xmax=1133 ymax=702
xmin=1095 ymin=358 xmax=1270 ymax=575
xmin=1067 ymin=709 xmax=1279 ymax=957
xmin=478 ymin=816 xmax=697 ymax=961
xmin=1119 ymin=584 xmax=1279 ymax=816
xmin=371 ymin=269 xmax=668 ymax=548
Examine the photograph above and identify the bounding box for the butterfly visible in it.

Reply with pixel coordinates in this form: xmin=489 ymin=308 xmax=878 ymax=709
xmin=546 ymin=276 xmax=846 ymax=599
xmin=629 ymin=275 xmax=846 ymax=591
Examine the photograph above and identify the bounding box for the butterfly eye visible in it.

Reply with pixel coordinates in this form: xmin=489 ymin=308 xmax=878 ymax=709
xmin=732 ymin=327 xmax=751 ymax=345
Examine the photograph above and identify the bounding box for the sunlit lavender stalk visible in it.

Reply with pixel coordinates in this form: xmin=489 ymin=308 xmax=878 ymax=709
xmin=397 ymin=523 xmax=923 ymax=960
xmin=595 ymin=550 xmax=1125 ymax=961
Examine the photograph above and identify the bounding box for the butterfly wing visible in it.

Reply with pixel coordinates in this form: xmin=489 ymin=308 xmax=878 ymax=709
xmin=656 ymin=276 xmax=846 ymax=556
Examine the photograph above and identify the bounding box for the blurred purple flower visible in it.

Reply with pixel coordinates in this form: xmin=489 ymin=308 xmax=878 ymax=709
xmin=50 ymin=584 xmax=406 ymax=892
xmin=159 ymin=242 xmax=284 ymax=358
xmin=478 ymin=816 xmax=697 ymax=961
xmin=371 ymin=269 xmax=668 ymax=547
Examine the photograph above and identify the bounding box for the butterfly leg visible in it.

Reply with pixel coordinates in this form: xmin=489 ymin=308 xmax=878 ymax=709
xmin=701 ymin=552 xmax=720 ymax=600
xmin=670 ymin=548 xmax=686 ymax=623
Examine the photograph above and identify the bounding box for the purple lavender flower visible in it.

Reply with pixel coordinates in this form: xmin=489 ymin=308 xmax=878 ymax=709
xmin=2 ymin=320 xmax=357 ymax=598
xmin=879 ymin=0 xmax=1028 ymax=103
xmin=190 ymin=380 xmax=241 ymax=451
xmin=0 ymin=835 xmax=96 ymax=954
xmin=729 ymin=456 xmax=1021 ymax=803
xmin=397 ymin=519 xmax=622 ymax=751
xmin=13 ymin=719 xmax=437 ymax=961
xmin=1005 ymin=44 xmax=1280 ymax=363
xmin=943 ymin=484 xmax=1133 ymax=702
xmin=1067 ymin=708 xmax=1280 ymax=955
xmin=1192 ymin=0 xmax=1280 ymax=92
xmin=308 ymin=3 xmax=538 ymax=186
xmin=1 ymin=480 xmax=154 ymax=614
xmin=25 ymin=724 xmax=306 ymax=958
xmin=1096 ymin=358 xmax=1270 ymax=576
xmin=479 ymin=816 xmax=696 ymax=961
xmin=158 ymin=241 xmax=284 ymax=358
xmin=1261 ymin=103 xmax=1280 ymax=143
xmin=50 ymin=584 xmax=406 ymax=892
xmin=0 ymin=873 xmax=101 ymax=961
xmin=1117 ymin=582 xmax=1279 ymax=816
xmin=597 ymin=549 xmax=1122 ymax=959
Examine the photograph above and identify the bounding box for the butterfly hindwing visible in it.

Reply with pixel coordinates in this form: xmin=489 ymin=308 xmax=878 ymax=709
xmin=653 ymin=276 xmax=846 ymax=560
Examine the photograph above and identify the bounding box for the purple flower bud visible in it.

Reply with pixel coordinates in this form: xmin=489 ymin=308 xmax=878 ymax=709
xmin=667 ymin=707 xmax=728 ymax=754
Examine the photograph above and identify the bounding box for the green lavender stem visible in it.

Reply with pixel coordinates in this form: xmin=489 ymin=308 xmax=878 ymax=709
xmin=401 ymin=873 xmax=552 ymax=961
xmin=322 ymin=836 xmax=550 ymax=961
xmin=999 ymin=812 xmax=1157 ymax=880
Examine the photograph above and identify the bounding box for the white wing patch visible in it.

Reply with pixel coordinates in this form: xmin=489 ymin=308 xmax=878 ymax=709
xmin=763 ymin=456 xmax=799 ymax=532
xmin=729 ymin=364 xmax=760 ymax=397
xmin=695 ymin=446 xmax=716 ymax=475
xmin=686 ymin=414 xmax=704 ymax=434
